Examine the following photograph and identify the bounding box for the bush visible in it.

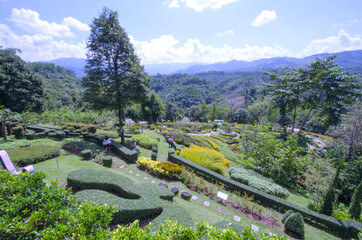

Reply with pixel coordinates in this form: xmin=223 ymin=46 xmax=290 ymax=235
xmin=132 ymin=131 xmax=160 ymax=149
xmin=349 ymin=180 xmax=362 ymax=220
xmin=67 ymin=169 xmax=192 ymax=228
xmin=54 ymin=131 xmax=66 ymax=140
xmin=12 ymin=126 xmax=25 ymax=139
xmin=151 ymin=152 xmax=158 ymax=160
xmin=81 ymin=149 xmax=92 ymax=160
xmin=152 ymin=147 xmax=158 ymax=153
xmin=229 ymin=168 xmax=290 ymax=199
xmin=284 ymin=212 xmax=305 ymax=239
xmin=281 ymin=210 xmax=294 ymax=224
xmin=184 ymin=141 xmax=190 ymax=147
xmin=175 ymin=138 xmax=183 ymax=144
xmin=179 ymin=145 xmax=229 ymax=176
xmin=7 ymin=145 xmax=60 ymax=166
xmin=25 ymin=132 xmax=35 ymax=140
xmin=0 ymin=171 xmax=114 ymax=239
xmin=102 ymin=156 xmax=112 ymax=167
xmin=137 ymin=157 xmax=181 ymax=178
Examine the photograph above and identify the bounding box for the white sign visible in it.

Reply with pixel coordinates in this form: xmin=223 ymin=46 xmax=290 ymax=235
xmin=217 ymin=191 xmax=228 ymax=200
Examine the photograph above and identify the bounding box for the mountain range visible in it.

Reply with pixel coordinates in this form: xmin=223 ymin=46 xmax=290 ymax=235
xmin=43 ymin=50 xmax=362 ymax=77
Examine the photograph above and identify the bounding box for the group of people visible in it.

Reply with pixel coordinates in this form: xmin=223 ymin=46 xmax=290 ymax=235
xmin=102 ymin=136 xmax=137 ymax=152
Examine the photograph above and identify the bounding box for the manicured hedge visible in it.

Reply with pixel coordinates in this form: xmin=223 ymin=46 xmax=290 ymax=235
xmin=7 ymin=145 xmax=61 ymax=166
xmin=83 ymin=134 xmax=138 ymax=163
xmin=229 ymin=167 xmax=290 ymax=199
xmin=67 ymin=169 xmax=193 ymax=228
xmin=168 ymin=152 xmax=362 ymax=239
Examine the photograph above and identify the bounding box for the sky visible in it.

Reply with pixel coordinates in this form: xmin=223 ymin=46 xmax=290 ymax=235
xmin=0 ymin=0 xmax=362 ymax=65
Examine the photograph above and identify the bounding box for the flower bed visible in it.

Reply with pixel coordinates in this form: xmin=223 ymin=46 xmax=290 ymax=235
xmin=137 ymin=157 xmax=182 ymax=178
xmin=179 ymin=145 xmax=229 ymax=176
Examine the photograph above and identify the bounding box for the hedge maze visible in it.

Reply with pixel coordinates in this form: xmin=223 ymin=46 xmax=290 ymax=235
xmin=67 ymin=169 xmax=194 ymax=228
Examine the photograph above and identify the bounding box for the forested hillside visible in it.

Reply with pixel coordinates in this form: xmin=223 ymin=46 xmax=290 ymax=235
xmin=28 ymin=63 xmax=83 ymax=109
xmin=151 ymin=74 xmax=225 ymax=109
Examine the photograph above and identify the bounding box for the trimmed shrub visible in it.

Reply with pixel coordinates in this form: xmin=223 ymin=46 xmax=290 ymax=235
xmin=54 ymin=131 xmax=66 ymax=140
xmin=229 ymin=168 xmax=290 ymax=199
xmin=179 ymin=145 xmax=229 ymax=176
xmin=25 ymin=132 xmax=35 ymax=140
xmin=152 ymin=147 xmax=158 ymax=153
xmin=175 ymin=138 xmax=183 ymax=144
xmin=7 ymin=145 xmax=60 ymax=166
xmin=210 ymin=135 xmax=225 ymax=143
xmin=321 ymin=166 xmax=340 ymax=216
xmin=184 ymin=141 xmax=190 ymax=147
xmin=282 ymin=210 xmax=294 ymax=224
xmin=151 ymin=152 xmax=157 ymax=160
xmin=102 ymin=156 xmax=112 ymax=167
xmin=67 ymin=169 xmax=192 ymax=228
xmin=13 ymin=126 xmax=25 ymax=139
xmin=81 ymin=149 xmax=92 ymax=160
xmin=284 ymin=213 xmax=305 ymax=239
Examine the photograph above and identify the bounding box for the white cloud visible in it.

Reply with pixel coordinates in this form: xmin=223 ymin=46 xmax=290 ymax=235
xmin=0 ymin=23 xmax=86 ymax=61
xmin=62 ymin=17 xmax=90 ymax=31
xmin=251 ymin=10 xmax=276 ymax=27
xmin=130 ymin=34 xmax=291 ymax=64
xmin=217 ymin=29 xmax=234 ymax=37
xmin=166 ymin=0 xmax=239 ymax=12
xmin=10 ymin=8 xmax=89 ymax=38
xmin=348 ymin=19 xmax=359 ymax=25
xmin=301 ymin=29 xmax=362 ymax=57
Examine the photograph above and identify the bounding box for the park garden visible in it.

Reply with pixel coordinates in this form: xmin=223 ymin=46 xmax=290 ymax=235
xmin=0 ymin=6 xmax=361 ymax=240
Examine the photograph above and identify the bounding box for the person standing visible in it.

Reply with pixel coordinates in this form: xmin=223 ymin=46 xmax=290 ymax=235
xmin=103 ymin=136 xmax=111 ymax=152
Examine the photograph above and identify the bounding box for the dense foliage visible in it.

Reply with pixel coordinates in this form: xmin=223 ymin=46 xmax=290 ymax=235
xmin=132 ymin=131 xmax=160 ymax=149
xmin=0 ymin=171 xmax=115 ymax=239
xmin=29 ymin=62 xmax=82 ymax=109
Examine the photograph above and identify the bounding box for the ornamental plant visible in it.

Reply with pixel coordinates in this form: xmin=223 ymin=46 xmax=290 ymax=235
xmin=137 ymin=157 xmax=182 ymax=177
xmin=179 ymin=145 xmax=229 ymax=176
xmin=132 ymin=131 xmax=160 ymax=149
xmin=201 ymin=137 xmax=219 ymax=150
xmin=210 ymin=135 xmax=225 ymax=143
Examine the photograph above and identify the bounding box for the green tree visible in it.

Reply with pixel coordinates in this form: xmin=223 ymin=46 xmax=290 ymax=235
xmin=0 ymin=48 xmax=43 ymax=112
xmin=298 ymin=56 xmax=360 ymax=131
xmin=164 ymin=102 xmax=178 ymax=122
xmin=0 ymin=106 xmax=22 ymax=141
xmin=141 ymin=90 xmax=164 ymax=124
xmin=82 ymin=8 xmax=149 ymax=143
xmin=320 ymin=166 xmax=341 ymax=216
xmin=348 ymin=178 xmax=362 ymax=220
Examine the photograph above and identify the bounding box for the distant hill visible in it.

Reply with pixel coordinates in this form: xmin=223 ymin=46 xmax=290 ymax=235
xmin=41 ymin=49 xmax=362 ymax=77
xmin=174 ymin=50 xmax=362 ymax=74
xmin=45 ymin=58 xmax=87 ymax=78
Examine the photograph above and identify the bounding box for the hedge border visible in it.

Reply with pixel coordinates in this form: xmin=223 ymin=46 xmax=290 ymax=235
xmin=168 ymin=152 xmax=362 ymax=239
xmin=83 ymin=134 xmax=138 ymax=163
xmin=67 ymin=169 xmax=194 ymax=228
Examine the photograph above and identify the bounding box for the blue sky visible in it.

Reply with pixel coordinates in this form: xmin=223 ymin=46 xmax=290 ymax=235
xmin=0 ymin=0 xmax=361 ymax=64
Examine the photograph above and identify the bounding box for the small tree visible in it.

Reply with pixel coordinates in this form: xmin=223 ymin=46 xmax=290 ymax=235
xmin=320 ymin=166 xmax=341 ymax=216
xmin=141 ymin=90 xmax=164 ymax=124
xmin=348 ymin=179 xmax=362 ymax=220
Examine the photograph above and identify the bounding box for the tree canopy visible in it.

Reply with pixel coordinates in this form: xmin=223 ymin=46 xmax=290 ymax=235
xmin=0 ymin=48 xmax=43 ymax=113
xmin=82 ymin=7 xmax=150 ymax=142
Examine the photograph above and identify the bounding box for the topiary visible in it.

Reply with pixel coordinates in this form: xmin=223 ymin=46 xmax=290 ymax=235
xmin=151 ymin=152 xmax=157 ymax=160
xmin=281 ymin=210 xmax=294 ymax=224
xmin=81 ymin=149 xmax=92 ymax=160
xmin=102 ymin=156 xmax=112 ymax=167
xmin=152 ymin=147 xmax=158 ymax=153
xmin=284 ymin=212 xmax=305 ymax=239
